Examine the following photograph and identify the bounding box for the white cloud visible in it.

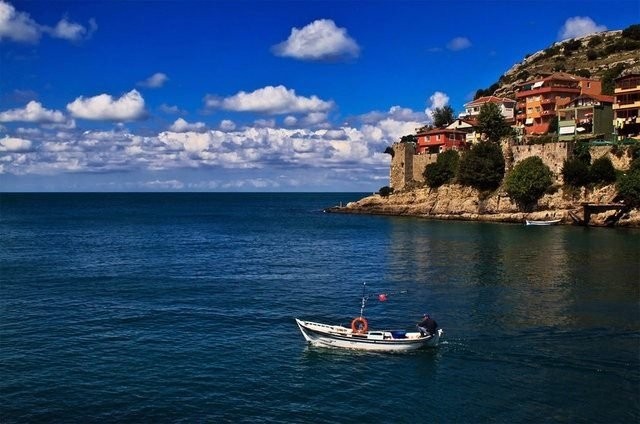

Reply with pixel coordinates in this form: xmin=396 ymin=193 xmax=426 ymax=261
xmin=424 ymin=91 xmax=450 ymax=119
xmin=142 ymin=179 xmax=185 ymax=190
xmin=558 ymin=17 xmax=607 ymax=40
xmin=0 ymin=136 xmax=32 ymax=151
xmin=169 ymin=118 xmax=206 ymax=132
xmin=48 ymin=17 xmax=97 ymax=41
xmin=272 ymin=19 xmax=360 ymax=61
xmin=283 ymin=116 xmax=297 ymax=126
xmin=159 ymin=103 xmax=182 ymax=114
xmin=205 ymin=85 xmax=334 ymax=115
xmin=0 ymin=0 xmax=40 ymax=42
xmin=138 ymin=72 xmax=169 ymax=88
xmin=0 ymin=101 xmax=67 ymax=123
xmin=67 ymin=89 xmax=146 ymax=121
xmin=219 ymin=119 xmax=236 ymax=131
xmin=447 ymin=37 xmax=472 ymax=51
xmin=0 ymin=1 xmax=96 ymax=43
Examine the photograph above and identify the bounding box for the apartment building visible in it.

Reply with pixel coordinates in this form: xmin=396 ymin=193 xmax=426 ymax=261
xmin=614 ymin=67 xmax=640 ymax=139
xmin=557 ymin=94 xmax=614 ymax=141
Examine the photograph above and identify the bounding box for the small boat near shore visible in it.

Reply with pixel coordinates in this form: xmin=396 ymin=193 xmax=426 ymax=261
xmin=295 ymin=283 xmax=443 ymax=352
xmin=525 ymin=218 xmax=561 ymax=226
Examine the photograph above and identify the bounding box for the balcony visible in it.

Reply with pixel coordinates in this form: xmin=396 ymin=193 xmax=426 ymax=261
xmin=613 ymin=100 xmax=640 ymax=110
xmin=541 ymin=110 xmax=556 ymax=116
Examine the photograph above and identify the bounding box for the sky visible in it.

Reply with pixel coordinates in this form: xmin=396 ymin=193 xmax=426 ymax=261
xmin=0 ymin=0 xmax=638 ymax=192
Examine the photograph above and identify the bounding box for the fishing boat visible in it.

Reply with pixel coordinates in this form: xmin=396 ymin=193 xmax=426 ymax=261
xmin=525 ymin=219 xmax=561 ymax=226
xmin=295 ymin=284 xmax=443 ymax=352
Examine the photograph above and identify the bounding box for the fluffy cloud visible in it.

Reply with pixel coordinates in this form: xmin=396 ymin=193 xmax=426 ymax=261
xmin=424 ymin=91 xmax=450 ymax=119
xmin=0 ymin=1 xmax=96 ymax=43
xmin=447 ymin=36 xmax=472 ymax=51
xmin=67 ymin=89 xmax=146 ymax=121
xmin=205 ymin=85 xmax=334 ymax=115
xmin=0 ymin=136 xmax=32 ymax=152
xmin=47 ymin=17 xmax=97 ymax=41
xmin=169 ymin=118 xmax=206 ymax=132
xmin=219 ymin=119 xmax=236 ymax=131
xmin=558 ymin=17 xmax=607 ymax=40
xmin=138 ymin=72 xmax=169 ymax=88
xmin=0 ymin=0 xmax=40 ymax=42
xmin=272 ymin=19 xmax=360 ymax=61
xmin=0 ymin=101 xmax=67 ymax=123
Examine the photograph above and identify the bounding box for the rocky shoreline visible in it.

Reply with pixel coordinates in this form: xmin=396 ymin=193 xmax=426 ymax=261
xmin=328 ymin=184 xmax=640 ymax=228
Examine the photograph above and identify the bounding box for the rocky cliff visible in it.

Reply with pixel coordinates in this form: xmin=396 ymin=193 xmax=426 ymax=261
xmin=332 ymin=184 xmax=639 ymax=227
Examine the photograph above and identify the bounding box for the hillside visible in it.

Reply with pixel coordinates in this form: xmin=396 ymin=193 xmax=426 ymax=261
xmin=476 ymin=25 xmax=640 ymax=99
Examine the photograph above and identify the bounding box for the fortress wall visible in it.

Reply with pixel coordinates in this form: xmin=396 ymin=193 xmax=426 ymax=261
xmin=589 ymin=146 xmax=633 ymax=170
xmin=389 ymin=142 xmax=415 ymax=191
xmin=511 ymin=142 xmax=573 ymax=180
xmin=412 ymin=154 xmax=438 ymax=184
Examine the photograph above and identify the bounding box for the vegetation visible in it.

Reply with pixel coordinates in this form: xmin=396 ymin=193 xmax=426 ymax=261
xmin=400 ymin=134 xmax=417 ymax=143
xmin=458 ymin=142 xmax=505 ymax=191
xmin=431 ymin=106 xmax=455 ymax=128
xmin=423 ymin=150 xmax=460 ymax=188
xmin=378 ymin=186 xmax=393 ymax=197
xmin=590 ymin=156 xmax=616 ymax=184
xmin=622 ymin=24 xmax=640 ymax=41
xmin=601 ymin=63 xmax=626 ymax=95
xmin=505 ymin=156 xmax=553 ymax=209
xmin=477 ymin=103 xmax=512 ymax=142
xmin=616 ymin=158 xmax=640 ymax=207
xmin=562 ymin=158 xmax=591 ymax=187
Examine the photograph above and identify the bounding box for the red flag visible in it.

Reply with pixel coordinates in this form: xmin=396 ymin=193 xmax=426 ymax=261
xmin=378 ymin=293 xmax=388 ymax=302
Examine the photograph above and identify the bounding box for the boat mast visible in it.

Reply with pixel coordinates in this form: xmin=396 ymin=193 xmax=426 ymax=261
xmin=359 ymin=282 xmax=367 ymax=318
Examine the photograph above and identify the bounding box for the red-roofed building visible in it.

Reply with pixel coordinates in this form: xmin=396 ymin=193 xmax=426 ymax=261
xmin=415 ymin=128 xmax=470 ymax=154
xmin=515 ymin=72 xmax=602 ymax=135
xmin=461 ymin=96 xmax=516 ymax=121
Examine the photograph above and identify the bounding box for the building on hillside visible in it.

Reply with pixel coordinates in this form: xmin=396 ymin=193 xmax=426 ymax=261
xmin=460 ymin=96 xmax=516 ymax=121
xmin=446 ymin=118 xmax=481 ymax=144
xmin=557 ymin=94 xmax=614 ymax=141
xmin=614 ymin=67 xmax=640 ymax=139
xmin=415 ymin=128 xmax=469 ymax=154
xmin=515 ymin=72 xmax=602 ymax=135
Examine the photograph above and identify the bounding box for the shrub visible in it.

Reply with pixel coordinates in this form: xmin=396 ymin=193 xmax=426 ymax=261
xmin=587 ymin=35 xmax=602 ymax=47
xmin=574 ymin=68 xmax=592 ymax=78
xmin=378 ymin=186 xmax=393 ymax=197
xmin=586 ymin=49 xmax=599 ymax=61
xmin=562 ymin=158 xmax=590 ymax=187
xmin=590 ymin=156 xmax=616 ymax=184
xmin=423 ymin=150 xmax=460 ymax=188
xmin=458 ymin=142 xmax=505 ymax=191
xmin=505 ymin=156 xmax=553 ymax=209
xmin=622 ymin=24 xmax=640 ymax=41
xmin=616 ymin=169 xmax=640 ymax=207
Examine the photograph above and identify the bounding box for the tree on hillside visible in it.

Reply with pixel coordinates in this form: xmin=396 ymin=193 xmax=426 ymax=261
xmin=505 ymin=156 xmax=553 ymax=209
xmin=616 ymin=158 xmax=640 ymax=207
xmin=622 ymin=24 xmax=640 ymax=41
xmin=458 ymin=142 xmax=505 ymax=191
xmin=477 ymin=103 xmax=513 ymax=143
xmin=432 ymin=106 xmax=455 ymax=128
xmin=400 ymin=134 xmax=417 ymax=144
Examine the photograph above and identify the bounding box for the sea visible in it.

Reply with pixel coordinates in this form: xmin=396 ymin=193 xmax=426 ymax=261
xmin=1 ymin=193 xmax=638 ymax=423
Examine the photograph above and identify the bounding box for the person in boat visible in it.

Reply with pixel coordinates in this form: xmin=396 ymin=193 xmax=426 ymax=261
xmin=418 ymin=313 xmax=438 ymax=337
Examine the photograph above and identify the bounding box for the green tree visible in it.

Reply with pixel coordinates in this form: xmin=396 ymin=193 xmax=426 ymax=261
xmin=616 ymin=166 xmax=640 ymax=207
xmin=562 ymin=158 xmax=590 ymax=187
xmin=477 ymin=103 xmax=513 ymax=143
xmin=424 ymin=150 xmax=460 ymax=188
xmin=622 ymin=24 xmax=640 ymax=41
xmin=378 ymin=186 xmax=394 ymax=197
xmin=431 ymin=106 xmax=455 ymax=128
xmin=458 ymin=142 xmax=505 ymax=191
xmin=590 ymin=156 xmax=616 ymax=184
xmin=505 ymin=156 xmax=553 ymax=209
xmin=400 ymin=134 xmax=417 ymax=143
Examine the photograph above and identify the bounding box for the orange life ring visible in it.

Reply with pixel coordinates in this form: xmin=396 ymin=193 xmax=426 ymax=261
xmin=351 ymin=317 xmax=368 ymax=334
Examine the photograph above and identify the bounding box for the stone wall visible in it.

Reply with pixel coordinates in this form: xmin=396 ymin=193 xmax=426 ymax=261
xmin=511 ymin=142 xmax=573 ymax=181
xmin=589 ymin=146 xmax=634 ymax=170
xmin=389 ymin=141 xmax=636 ymax=191
xmin=412 ymin=153 xmax=438 ymax=184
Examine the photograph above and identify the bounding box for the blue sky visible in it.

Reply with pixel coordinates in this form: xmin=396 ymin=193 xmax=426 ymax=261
xmin=0 ymin=0 xmax=637 ymax=192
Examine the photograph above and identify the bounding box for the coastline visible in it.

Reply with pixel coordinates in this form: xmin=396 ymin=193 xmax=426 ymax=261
xmin=327 ymin=184 xmax=640 ymax=228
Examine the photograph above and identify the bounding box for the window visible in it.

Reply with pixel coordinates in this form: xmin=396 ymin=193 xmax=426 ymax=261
xmin=436 ymin=135 xmax=441 ymax=141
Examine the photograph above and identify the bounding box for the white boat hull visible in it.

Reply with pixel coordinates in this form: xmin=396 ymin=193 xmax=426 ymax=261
xmin=525 ymin=219 xmax=561 ymax=226
xmin=295 ymin=319 xmax=442 ymax=352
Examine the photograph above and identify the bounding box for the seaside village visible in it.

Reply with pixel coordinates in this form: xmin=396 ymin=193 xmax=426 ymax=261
xmin=389 ymin=68 xmax=640 ymax=191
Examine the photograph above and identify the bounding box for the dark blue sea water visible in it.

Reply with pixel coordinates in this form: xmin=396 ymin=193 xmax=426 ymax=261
xmin=1 ymin=193 xmax=638 ymax=423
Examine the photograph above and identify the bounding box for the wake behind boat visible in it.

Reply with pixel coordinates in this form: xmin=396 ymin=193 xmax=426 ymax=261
xmin=295 ymin=283 xmax=443 ymax=352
